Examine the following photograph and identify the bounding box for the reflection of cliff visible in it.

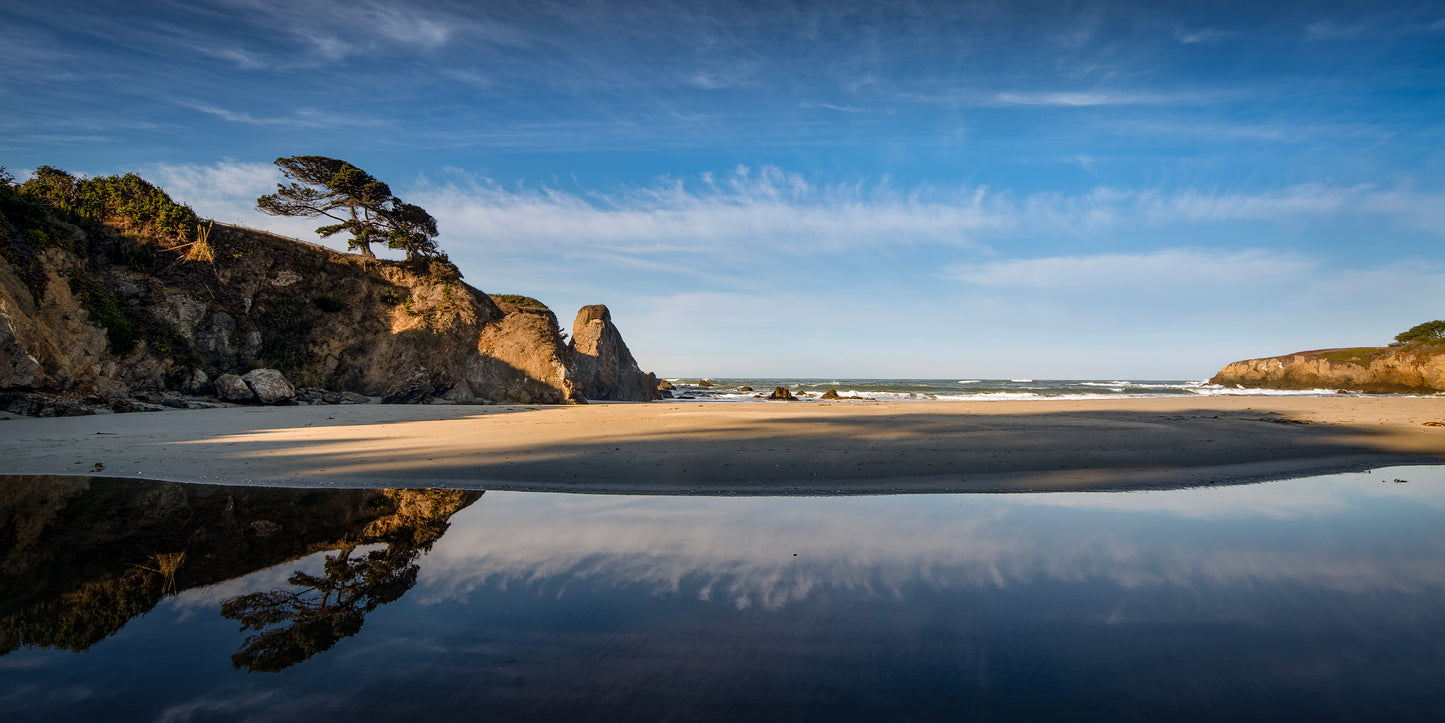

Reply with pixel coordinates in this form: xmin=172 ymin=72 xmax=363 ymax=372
xmin=0 ymin=476 xmax=480 ymax=657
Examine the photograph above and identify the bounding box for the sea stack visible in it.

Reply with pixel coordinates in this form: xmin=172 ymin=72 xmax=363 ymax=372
xmin=567 ymin=305 xmax=662 ymax=401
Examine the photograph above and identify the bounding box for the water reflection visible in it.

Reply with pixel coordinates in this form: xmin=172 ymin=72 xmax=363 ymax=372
xmin=422 ymin=468 xmax=1445 ymax=609
xmin=221 ymin=513 xmax=457 ymax=672
xmin=2 ymin=468 xmax=1445 ymax=720
xmin=0 ymin=476 xmax=479 ymax=668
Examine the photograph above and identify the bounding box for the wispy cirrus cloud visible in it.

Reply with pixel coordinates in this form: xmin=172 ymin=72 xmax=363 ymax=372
xmin=214 ymin=0 xmax=518 ymax=59
xmin=149 ymin=161 xmax=1445 ymax=262
xmin=989 ymin=90 xmax=1210 ymax=107
xmin=412 ymin=165 xmax=1008 ymax=256
xmin=1174 ymin=26 xmax=1229 ymax=44
xmin=1305 ymin=19 xmax=1374 ymax=40
xmin=177 ymin=101 xmax=392 ymax=129
xmin=947 ymin=249 xmax=1317 ymax=289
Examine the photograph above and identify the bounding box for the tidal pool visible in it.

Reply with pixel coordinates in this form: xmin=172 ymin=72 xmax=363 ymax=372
xmin=3 ymin=467 xmax=1445 ymax=721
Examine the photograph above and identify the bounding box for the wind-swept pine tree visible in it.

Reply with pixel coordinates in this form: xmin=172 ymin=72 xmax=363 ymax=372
xmin=256 ymin=156 xmax=440 ymax=261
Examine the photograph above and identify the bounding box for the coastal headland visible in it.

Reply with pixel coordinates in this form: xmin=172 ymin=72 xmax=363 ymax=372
xmin=3 ymin=396 xmax=1442 ymax=494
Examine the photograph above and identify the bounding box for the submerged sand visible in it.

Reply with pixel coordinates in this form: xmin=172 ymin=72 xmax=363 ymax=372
xmin=1 ymin=397 xmax=1442 ymax=493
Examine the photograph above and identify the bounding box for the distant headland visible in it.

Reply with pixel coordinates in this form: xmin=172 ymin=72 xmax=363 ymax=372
xmin=1211 ymin=321 xmax=1445 ymax=394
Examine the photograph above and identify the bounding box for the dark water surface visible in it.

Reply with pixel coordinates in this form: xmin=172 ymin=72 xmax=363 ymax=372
xmin=4 ymin=468 xmax=1445 ymax=721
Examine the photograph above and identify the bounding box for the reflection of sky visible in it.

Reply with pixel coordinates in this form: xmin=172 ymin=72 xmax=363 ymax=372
xmin=10 ymin=467 xmax=1445 ymax=720
xmin=417 ymin=466 xmax=1445 ymax=610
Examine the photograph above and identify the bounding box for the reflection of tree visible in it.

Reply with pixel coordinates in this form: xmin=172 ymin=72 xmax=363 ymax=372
xmin=221 ymin=542 xmax=420 ymax=672
xmin=220 ymin=489 xmax=476 ymax=673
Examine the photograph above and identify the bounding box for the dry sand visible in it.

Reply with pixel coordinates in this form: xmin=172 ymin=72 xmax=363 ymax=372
xmin=1 ymin=396 xmax=1443 ymax=494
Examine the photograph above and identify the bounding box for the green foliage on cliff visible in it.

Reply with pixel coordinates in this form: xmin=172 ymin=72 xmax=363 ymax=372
xmin=17 ymin=166 xmax=201 ymax=243
xmin=491 ymin=294 xmax=549 ymax=310
xmin=313 ymin=294 xmax=346 ymax=313
xmin=0 ymin=178 xmax=58 ymax=299
xmin=1315 ymin=347 xmax=1380 ymax=362
xmin=87 ymin=293 xmax=139 ymax=354
xmin=1395 ymin=320 xmax=1445 ymax=344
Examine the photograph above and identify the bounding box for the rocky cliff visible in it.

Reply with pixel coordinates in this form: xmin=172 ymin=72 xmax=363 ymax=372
xmin=1209 ymin=342 xmax=1445 ymax=393
xmin=0 ymin=173 xmax=658 ymax=412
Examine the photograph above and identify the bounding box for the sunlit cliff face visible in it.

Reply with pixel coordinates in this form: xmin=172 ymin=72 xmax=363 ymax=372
xmin=412 ymin=467 xmax=1445 ymax=611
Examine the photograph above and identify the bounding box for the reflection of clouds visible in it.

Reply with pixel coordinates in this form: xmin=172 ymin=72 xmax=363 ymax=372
xmin=164 ymin=550 xmax=340 ymax=617
xmin=415 ymin=469 xmax=1445 ymax=610
xmin=0 ymin=682 xmax=96 ymax=711
xmin=1008 ymin=465 xmax=1445 ymax=519
xmin=156 ymin=690 xmax=349 ymax=723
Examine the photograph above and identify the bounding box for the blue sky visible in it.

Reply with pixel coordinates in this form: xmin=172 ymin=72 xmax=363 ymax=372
xmin=3 ymin=0 xmax=1443 ymax=378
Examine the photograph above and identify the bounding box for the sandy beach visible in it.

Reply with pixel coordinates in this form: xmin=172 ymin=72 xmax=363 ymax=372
xmin=3 ymin=396 xmax=1443 ymax=493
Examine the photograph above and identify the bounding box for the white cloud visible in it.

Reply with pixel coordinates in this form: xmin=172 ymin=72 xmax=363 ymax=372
xmin=216 ymin=0 xmax=504 ymax=60
xmin=1174 ymin=27 xmax=1228 ymax=44
xmin=145 ymin=161 xmax=1445 ymax=272
xmin=177 ymin=101 xmax=391 ymax=129
xmin=144 ymin=161 xmax=322 ymax=241
xmin=146 ymin=160 xmax=278 ymax=201
xmin=813 ymin=102 xmax=870 ymax=113
xmin=947 ymin=249 xmax=1316 ymax=289
xmin=411 ymin=166 xmax=1010 ymax=256
xmin=423 ymin=174 xmax=1445 ymax=261
xmin=1305 ymin=19 xmax=1372 ymax=40
xmin=991 ymin=91 xmax=1183 ymax=107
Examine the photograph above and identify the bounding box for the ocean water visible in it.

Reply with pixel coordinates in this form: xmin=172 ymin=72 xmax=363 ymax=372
xmin=662 ymin=378 xmax=1393 ymax=402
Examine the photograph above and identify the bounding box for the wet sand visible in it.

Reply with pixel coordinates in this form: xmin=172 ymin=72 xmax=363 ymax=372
xmin=1 ymin=397 xmax=1443 ymax=493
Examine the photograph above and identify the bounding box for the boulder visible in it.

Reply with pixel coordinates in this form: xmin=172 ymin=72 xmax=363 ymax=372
xmin=215 ymin=373 xmax=254 ymax=402
xmin=821 ymin=389 xmax=841 ymax=399
xmin=383 ymin=369 xmax=433 ymax=404
xmin=697 ymin=380 xmax=713 ymax=387
xmin=738 ymin=386 xmax=753 ymax=392
xmin=766 ymin=386 xmax=797 ymax=400
xmin=339 ymin=391 xmax=371 ymax=404
xmin=0 ymin=391 xmax=100 ymax=417
xmin=657 ymin=379 xmax=675 ymax=391
xmin=296 ymin=387 xmax=343 ymax=405
xmin=242 ymin=369 xmax=296 ymax=405
xmin=182 ymin=369 xmax=210 ymax=395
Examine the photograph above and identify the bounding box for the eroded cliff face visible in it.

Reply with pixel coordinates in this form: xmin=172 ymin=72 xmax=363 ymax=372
xmin=0 ymin=218 xmax=656 ymax=408
xmin=1209 ymin=343 xmax=1445 ymax=393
